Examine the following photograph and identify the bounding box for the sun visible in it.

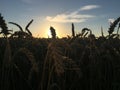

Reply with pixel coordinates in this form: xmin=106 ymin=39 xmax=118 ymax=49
xmin=47 ymin=29 xmax=52 ymax=38
xmin=34 ymin=21 xmax=67 ymax=38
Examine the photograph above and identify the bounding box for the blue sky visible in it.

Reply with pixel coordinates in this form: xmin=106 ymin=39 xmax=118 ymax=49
xmin=0 ymin=0 xmax=120 ymax=37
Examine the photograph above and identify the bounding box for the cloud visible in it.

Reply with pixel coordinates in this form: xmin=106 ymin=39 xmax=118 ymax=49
xmin=46 ymin=15 xmax=88 ymax=23
xmin=46 ymin=13 xmax=94 ymax=23
xmin=108 ymin=18 xmax=115 ymax=24
xmin=46 ymin=4 xmax=100 ymax=23
xmin=46 ymin=10 xmax=97 ymax=23
xmin=80 ymin=5 xmax=100 ymax=11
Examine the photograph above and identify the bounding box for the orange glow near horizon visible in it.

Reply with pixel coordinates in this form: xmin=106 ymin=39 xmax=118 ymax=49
xmin=32 ymin=21 xmax=70 ymax=38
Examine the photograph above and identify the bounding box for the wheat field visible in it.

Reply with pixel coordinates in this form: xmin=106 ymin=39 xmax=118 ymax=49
xmin=0 ymin=13 xmax=120 ymax=90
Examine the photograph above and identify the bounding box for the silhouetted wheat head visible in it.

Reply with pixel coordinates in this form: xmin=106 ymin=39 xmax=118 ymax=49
xmin=50 ymin=26 xmax=56 ymax=39
xmin=9 ymin=19 xmax=33 ymax=38
xmin=108 ymin=17 xmax=120 ymax=36
xmin=0 ymin=14 xmax=12 ymax=37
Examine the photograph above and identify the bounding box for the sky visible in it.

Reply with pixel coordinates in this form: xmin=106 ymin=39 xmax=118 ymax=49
xmin=0 ymin=0 xmax=120 ymax=38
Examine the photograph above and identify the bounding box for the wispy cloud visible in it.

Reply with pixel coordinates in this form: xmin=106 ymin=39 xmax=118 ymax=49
xmin=80 ymin=5 xmax=100 ymax=11
xmin=46 ymin=5 xmax=100 ymax=23
xmin=108 ymin=18 xmax=115 ymax=24
xmin=46 ymin=13 xmax=94 ymax=23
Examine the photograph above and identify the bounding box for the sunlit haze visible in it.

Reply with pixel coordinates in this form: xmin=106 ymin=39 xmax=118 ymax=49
xmin=0 ymin=0 xmax=120 ymax=38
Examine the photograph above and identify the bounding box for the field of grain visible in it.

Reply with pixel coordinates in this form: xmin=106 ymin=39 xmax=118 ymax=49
xmin=0 ymin=13 xmax=120 ymax=90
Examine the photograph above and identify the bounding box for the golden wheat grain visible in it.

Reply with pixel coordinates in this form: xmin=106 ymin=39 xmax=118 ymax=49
xmin=12 ymin=48 xmax=38 ymax=80
xmin=41 ymin=39 xmax=81 ymax=90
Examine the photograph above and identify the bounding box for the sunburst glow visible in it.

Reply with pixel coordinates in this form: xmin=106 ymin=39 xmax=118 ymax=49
xmin=47 ymin=29 xmax=51 ymax=38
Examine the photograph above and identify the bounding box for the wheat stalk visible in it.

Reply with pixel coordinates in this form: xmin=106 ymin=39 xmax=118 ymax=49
xmin=12 ymin=48 xmax=38 ymax=80
xmin=1 ymin=38 xmax=12 ymax=90
xmin=41 ymin=39 xmax=81 ymax=90
xmin=72 ymin=23 xmax=75 ymax=37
